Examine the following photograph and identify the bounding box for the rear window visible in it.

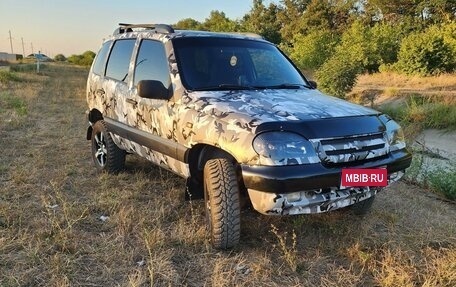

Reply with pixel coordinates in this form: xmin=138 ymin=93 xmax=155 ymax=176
xmin=92 ymin=41 xmax=111 ymax=75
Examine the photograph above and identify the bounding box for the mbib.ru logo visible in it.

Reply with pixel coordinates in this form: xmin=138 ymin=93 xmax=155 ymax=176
xmin=341 ymin=168 xmax=387 ymax=187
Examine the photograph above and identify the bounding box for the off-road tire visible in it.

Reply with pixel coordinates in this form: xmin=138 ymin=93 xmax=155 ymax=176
xmin=204 ymin=158 xmax=241 ymax=249
xmin=351 ymin=195 xmax=375 ymax=215
xmin=91 ymin=120 xmax=126 ymax=173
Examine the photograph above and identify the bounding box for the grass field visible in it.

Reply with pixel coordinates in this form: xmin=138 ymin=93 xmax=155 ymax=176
xmin=1 ymin=65 xmax=455 ymax=286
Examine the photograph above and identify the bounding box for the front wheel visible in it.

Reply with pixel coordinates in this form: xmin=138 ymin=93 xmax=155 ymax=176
xmin=91 ymin=120 xmax=126 ymax=173
xmin=203 ymin=158 xmax=241 ymax=249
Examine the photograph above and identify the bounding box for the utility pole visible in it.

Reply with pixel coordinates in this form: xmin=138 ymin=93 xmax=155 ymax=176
xmin=21 ymin=38 xmax=25 ymax=57
xmin=8 ymin=30 xmax=14 ymax=54
xmin=30 ymin=42 xmax=34 ymax=55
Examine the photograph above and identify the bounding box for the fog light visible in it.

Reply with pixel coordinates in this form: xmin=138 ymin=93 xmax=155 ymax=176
xmin=286 ymin=192 xmax=301 ymax=202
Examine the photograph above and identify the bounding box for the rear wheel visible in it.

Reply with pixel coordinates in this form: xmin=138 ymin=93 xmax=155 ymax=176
xmin=91 ymin=120 xmax=125 ymax=173
xmin=351 ymin=195 xmax=376 ymax=215
xmin=203 ymin=158 xmax=241 ymax=249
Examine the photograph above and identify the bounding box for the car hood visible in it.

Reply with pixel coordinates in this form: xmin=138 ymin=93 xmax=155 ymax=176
xmin=185 ymin=88 xmax=378 ymax=123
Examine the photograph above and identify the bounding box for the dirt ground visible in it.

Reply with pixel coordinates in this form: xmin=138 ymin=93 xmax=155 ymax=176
xmin=0 ymin=65 xmax=455 ymax=286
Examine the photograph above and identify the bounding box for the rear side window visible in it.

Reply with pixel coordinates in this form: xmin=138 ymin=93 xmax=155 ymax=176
xmin=105 ymin=39 xmax=135 ymax=82
xmin=92 ymin=41 xmax=111 ymax=75
xmin=133 ymin=40 xmax=171 ymax=87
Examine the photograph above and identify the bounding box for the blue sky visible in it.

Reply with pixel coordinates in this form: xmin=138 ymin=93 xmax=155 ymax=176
xmin=0 ymin=0 xmax=273 ymax=57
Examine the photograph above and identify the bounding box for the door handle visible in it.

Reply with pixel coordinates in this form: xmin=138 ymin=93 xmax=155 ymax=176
xmin=96 ymin=88 xmax=105 ymax=96
xmin=126 ymin=98 xmax=137 ymax=105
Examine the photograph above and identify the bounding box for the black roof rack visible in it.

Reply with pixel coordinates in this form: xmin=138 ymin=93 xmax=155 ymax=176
xmin=114 ymin=23 xmax=174 ymax=35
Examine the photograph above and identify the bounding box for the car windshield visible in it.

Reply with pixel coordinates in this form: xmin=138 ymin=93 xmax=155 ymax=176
xmin=172 ymin=37 xmax=310 ymax=91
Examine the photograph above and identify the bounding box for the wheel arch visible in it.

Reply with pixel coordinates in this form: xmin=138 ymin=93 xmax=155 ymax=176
xmin=185 ymin=143 xmax=246 ymax=200
xmin=86 ymin=109 xmax=104 ymax=140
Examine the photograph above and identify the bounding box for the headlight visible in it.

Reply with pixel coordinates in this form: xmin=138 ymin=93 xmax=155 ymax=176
xmin=253 ymin=132 xmax=320 ymax=166
xmin=381 ymin=115 xmax=406 ymax=151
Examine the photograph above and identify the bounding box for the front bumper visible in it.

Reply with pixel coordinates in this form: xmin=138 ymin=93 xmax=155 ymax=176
xmin=241 ymin=149 xmax=412 ymax=215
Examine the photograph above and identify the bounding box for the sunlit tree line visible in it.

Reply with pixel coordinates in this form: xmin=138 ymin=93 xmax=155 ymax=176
xmin=176 ymin=0 xmax=456 ymax=97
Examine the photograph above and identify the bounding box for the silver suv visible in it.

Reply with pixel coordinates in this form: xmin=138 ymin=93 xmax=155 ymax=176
xmin=86 ymin=23 xmax=412 ymax=249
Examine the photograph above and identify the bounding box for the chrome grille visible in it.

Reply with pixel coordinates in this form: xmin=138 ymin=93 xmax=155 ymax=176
xmin=310 ymin=133 xmax=388 ymax=164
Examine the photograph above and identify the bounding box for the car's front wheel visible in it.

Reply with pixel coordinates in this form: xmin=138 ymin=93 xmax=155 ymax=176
xmin=91 ymin=120 xmax=125 ymax=173
xmin=203 ymin=158 xmax=241 ymax=249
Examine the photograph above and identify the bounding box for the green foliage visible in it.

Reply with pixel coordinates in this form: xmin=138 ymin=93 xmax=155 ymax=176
xmin=371 ymin=23 xmax=404 ymax=67
xmin=241 ymin=0 xmax=282 ymax=43
xmin=68 ymin=51 xmax=95 ymax=66
xmin=54 ymin=54 xmax=67 ymax=62
xmin=10 ymin=64 xmax=45 ymax=73
xmin=0 ymin=71 xmax=21 ymax=84
xmin=427 ymin=166 xmax=456 ymax=200
xmin=379 ymin=95 xmax=456 ymax=131
xmin=203 ymin=10 xmax=239 ymax=32
xmin=316 ymin=55 xmax=363 ymax=98
xmin=0 ymin=91 xmax=27 ymax=116
xmin=174 ymin=18 xmax=203 ymax=30
xmin=289 ymin=29 xmax=339 ymax=70
xmin=395 ymin=27 xmax=455 ymax=76
xmin=315 ymin=20 xmax=373 ymax=97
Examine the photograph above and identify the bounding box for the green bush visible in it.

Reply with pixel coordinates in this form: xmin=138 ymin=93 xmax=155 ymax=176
xmin=68 ymin=51 xmax=95 ymax=66
xmin=371 ymin=23 xmax=404 ymax=67
xmin=0 ymin=71 xmax=21 ymax=84
xmin=315 ymin=21 xmax=371 ymax=98
xmin=54 ymin=54 xmax=67 ymax=62
xmin=428 ymin=167 xmax=456 ymax=200
xmin=315 ymin=55 xmax=362 ymax=98
xmin=395 ymin=28 xmax=455 ymax=76
xmin=289 ymin=29 xmax=339 ymax=71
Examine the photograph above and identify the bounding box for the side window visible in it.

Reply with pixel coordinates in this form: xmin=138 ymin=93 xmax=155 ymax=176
xmin=92 ymin=41 xmax=111 ymax=75
xmin=105 ymin=39 xmax=135 ymax=82
xmin=134 ymin=40 xmax=171 ymax=87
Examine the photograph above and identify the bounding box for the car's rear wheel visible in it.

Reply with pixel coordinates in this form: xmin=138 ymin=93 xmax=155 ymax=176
xmin=351 ymin=195 xmax=376 ymax=215
xmin=203 ymin=158 xmax=241 ymax=249
xmin=91 ymin=120 xmax=125 ymax=173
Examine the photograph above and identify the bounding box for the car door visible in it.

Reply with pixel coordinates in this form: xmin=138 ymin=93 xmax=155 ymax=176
xmin=131 ymin=38 xmax=184 ymax=171
xmin=103 ymin=38 xmax=136 ymax=126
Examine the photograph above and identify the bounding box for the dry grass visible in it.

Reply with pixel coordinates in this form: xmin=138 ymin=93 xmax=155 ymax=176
xmin=0 ymin=64 xmax=455 ymax=286
xmin=350 ymin=72 xmax=456 ymax=106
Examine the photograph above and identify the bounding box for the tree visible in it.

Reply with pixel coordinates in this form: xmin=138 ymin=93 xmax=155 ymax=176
xmin=68 ymin=51 xmax=95 ymax=66
xmin=289 ymin=29 xmax=339 ymax=71
xmin=316 ymin=55 xmax=363 ymax=98
xmin=241 ymin=0 xmax=282 ymax=43
xmin=315 ymin=20 xmax=375 ymax=97
xmin=371 ymin=23 xmax=404 ymax=67
xmin=203 ymin=11 xmax=239 ymax=32
xmin=395 ymin=27 xmax=455 ymax=75
xmin=276 ymin=0 xmax=310 ymax=45
xmin=54 ymin=54 xmax=66 ymax=62
xmin=175 ymin=18 xmax=203 ymax=30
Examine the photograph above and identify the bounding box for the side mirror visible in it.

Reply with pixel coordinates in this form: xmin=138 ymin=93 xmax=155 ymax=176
xmin=308 ymin=80 xmax=317 ymax=89
xmin=137 ymin=80 xmax=171 ymax=100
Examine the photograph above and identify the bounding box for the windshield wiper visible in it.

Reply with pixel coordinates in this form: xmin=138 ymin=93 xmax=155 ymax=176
xmin=254 ymin=83 xmax=309 ymax=89
xmin=191 ymin=84 xmax=256 ymax=91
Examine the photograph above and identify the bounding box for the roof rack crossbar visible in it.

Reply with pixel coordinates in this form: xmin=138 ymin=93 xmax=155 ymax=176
xmin=115 ymin=23 xmax=174 ymax=35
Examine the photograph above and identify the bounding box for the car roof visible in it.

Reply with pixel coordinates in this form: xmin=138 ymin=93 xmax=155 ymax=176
xmin=107 ymin=23 xmax=267 ymax=43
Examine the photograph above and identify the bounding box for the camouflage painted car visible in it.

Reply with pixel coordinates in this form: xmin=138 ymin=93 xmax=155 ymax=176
xmin=86 ymin=24 xmax=412 ymax=249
